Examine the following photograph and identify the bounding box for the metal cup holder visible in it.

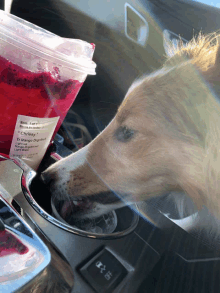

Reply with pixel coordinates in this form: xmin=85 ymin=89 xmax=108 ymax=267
xmin=18 ymin=158 xmax=139 ymax=240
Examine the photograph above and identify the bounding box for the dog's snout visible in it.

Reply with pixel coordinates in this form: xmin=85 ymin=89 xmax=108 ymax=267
xmin=41 ymin=172 xmax=51 ymax=185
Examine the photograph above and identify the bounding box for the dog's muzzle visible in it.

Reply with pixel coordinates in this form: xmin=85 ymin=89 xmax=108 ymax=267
xmin=41 ymin=171 xmax=52 ymax=185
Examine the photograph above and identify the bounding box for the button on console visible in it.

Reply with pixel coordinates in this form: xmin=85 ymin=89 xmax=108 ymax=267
xmin=80 ymin=249 xmax=127 ymax=293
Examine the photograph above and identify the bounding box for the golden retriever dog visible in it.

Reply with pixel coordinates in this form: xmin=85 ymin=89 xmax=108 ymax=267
xmin=42 ymin=32 xmax=220 ymax=221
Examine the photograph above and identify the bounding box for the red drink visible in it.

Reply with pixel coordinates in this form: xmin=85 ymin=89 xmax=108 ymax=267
xmin=0 ymin=10 xmax=95 ymax=168
xmin=0 ymin=55 xmax=83 ymax=154
xmin=0 ymin=230 xmax=28 ymax=257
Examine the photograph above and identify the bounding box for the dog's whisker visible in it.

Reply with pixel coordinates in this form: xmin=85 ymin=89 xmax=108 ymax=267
xmin=98 ymin=101 xmax=119 ymax=106
xmin=95 ymin=108 xmax=115 ymax=112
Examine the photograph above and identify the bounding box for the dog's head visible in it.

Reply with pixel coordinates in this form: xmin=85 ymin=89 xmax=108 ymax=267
xmin=42 ymin=33 xmax=220 ymax=219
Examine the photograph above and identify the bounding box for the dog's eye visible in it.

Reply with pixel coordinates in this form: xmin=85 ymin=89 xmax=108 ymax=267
xmin=115 ymin=126 xmax=135 ymax=142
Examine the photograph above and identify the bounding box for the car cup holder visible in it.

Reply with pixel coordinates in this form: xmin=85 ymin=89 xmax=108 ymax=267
xmin=51 ymin=197 xmax=119 ymax=234
xmin=6 ymin=154 xmax=139 ymax=240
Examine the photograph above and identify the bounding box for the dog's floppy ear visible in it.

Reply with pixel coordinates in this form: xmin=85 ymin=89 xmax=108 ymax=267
xmin=164 ymin=32 xmax=219 ymax=70
xmin=165 ymin=32 xmax=220 ymax=94
xmin=202 ymin=42 xmax=220 ymax=90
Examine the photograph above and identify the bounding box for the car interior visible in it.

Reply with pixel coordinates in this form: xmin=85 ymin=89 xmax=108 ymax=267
xmin=1 ymin=0 xmax=220 ymax=292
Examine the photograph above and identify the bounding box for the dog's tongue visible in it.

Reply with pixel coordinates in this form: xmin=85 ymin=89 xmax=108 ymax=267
xmin=60 ymin=201 xmax=74 ymax=219
xmin=60 ymin=199 xmax=93 ymax=219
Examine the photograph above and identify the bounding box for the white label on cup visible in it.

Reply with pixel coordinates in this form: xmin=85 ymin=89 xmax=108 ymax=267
xmin=9 ymin=115 xmax=60 ymax=170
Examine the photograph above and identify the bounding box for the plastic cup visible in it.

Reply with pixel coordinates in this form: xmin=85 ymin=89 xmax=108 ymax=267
xmin=0 ymin=10 xmax=96 ymax=168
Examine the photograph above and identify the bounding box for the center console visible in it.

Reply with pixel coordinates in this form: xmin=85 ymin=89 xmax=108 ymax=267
xmin=1 ymin=138 xmax=220 ymax=292
xmin=0 ymin=144 xmax=160 ymax=293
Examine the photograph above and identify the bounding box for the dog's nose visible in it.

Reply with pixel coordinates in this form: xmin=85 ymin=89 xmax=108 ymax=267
xmin=41 ymin=171 xmax=54 ymax=186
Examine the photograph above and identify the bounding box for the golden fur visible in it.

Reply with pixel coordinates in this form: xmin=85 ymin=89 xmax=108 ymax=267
xmin=43 ymin=32 xmax=220 ymax=220
xmin=161 ymin=32 xmax=220 ymax=216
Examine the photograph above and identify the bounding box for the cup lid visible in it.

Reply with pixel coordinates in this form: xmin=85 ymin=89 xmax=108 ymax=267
xmin=0 ymin=10 xmax=96 ymax=75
